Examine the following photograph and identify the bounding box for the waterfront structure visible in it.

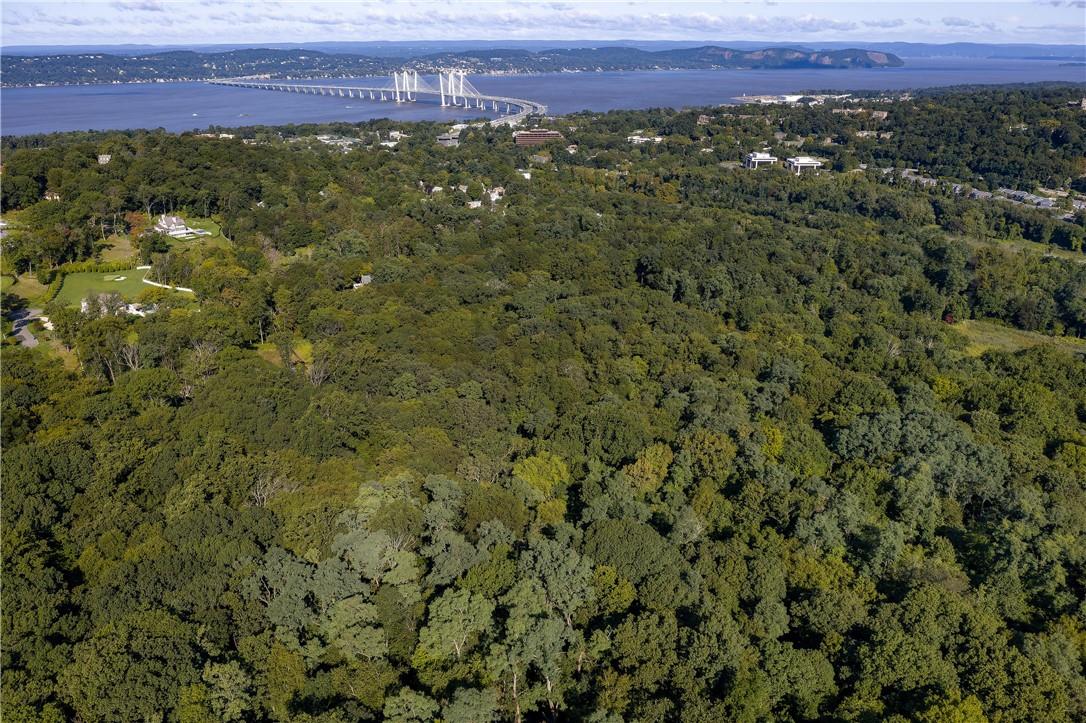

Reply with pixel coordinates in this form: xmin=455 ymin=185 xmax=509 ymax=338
xmin=784 ymin=156 xmax=823 ymax=174
xmin=514 ymin=128 xmax=564 ymax=147
xmin=744 ymin=152 xmax=778 ymax=169
xmin=209 ymin=71 xmax=546 ymax=128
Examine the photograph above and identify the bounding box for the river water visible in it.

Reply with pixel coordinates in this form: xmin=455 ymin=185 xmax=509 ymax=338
xmin=2 ymin=58 xmax=1083 ymax=136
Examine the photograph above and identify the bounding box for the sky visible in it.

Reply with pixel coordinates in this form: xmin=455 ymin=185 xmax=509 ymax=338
xmin=2 ymin=0 xmax=1084 ymax=47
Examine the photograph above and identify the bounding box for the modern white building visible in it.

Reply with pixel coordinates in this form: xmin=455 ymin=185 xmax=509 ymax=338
xmin=744 ymin=152 xmax=778 ymax=169
xmin=784 ymin=156 xmax=823 ymax=174
xmin=97 ymin=154 xmax=112 ymax=165
xmin=627 ymin=135 xmax=663 ymax=145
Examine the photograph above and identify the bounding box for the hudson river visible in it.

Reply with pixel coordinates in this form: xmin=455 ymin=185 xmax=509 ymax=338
xmin=2 ymin=58 xmax=1083 ymax=136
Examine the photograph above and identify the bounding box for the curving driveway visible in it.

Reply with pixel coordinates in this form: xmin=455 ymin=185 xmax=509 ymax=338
xmin=8 ymin=307 xmax=42 ymax=348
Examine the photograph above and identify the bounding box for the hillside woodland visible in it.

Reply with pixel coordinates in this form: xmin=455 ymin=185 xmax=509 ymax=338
xmin=2 ymin=86 xmax=1085 ymax=722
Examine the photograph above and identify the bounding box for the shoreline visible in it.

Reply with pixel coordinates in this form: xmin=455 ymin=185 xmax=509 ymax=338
xmin=4 ymin=69 xmax=1083 ymax=138
xmin=0 ymin=64 xmax=910 ymax=91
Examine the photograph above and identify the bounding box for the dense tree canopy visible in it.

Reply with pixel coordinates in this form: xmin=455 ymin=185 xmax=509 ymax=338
xmin=3 ymin=84 xmax=1086 ymax=722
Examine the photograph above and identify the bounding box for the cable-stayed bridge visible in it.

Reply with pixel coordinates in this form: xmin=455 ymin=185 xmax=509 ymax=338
xmin=207 ymin=71 xmax=546 ymax=127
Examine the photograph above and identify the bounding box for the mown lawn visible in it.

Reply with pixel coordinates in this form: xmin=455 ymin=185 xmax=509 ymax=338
xmin=953 ymin=319 xmax=1086 ymax=357
xmin=55 ymin=268 xmax=150 ymax=307
xmin=178 ymin=217 xmax=231 ymax=249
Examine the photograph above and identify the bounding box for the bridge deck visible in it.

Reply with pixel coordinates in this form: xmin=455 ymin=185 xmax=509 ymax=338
xmin=207 ymin=78 xmax=545 ymax=127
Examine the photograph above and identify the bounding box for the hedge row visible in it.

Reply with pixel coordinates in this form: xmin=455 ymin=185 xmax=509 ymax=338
xmin=38 ymin=258 xmax=140 ymax=303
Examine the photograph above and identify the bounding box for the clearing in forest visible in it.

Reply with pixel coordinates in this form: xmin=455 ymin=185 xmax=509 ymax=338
xmin=54 ymin=268 xmax=151 ymax=306
xmin=954 ymin=319 xmax=1086 ymax=357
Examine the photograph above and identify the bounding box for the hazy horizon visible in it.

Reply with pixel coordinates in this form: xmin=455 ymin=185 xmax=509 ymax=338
xmin=3 ymin=1 xmax=1084 ymax=47
xmin=3 ymin=39 xmax=1084 ymax=58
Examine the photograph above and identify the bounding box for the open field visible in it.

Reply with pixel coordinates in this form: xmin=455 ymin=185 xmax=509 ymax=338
xmin=961 ymin=235 xmax=1086 ymax=264
xmin=256 ymin=338 xmax=314 ymax=367
xmin=99 ymin=234 xmax=138 ymax=262
xmin=4 ymin=274 xmax=48 ymax=302
xmin=54 ymin=268 xmax=150 ymax=306
xmin=953 ymin=319 xmax=1086 ymax=357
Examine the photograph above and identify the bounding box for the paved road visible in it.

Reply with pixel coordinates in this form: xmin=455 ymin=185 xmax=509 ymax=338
xmin=9 ymin=307 xmax=42 ymax=348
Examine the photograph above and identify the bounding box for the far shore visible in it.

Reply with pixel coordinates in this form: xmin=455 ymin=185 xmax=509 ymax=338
xmin=1 ymin=64 xmax=911 ymax=90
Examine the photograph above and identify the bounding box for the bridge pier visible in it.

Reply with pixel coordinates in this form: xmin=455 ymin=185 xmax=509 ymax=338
xmin=209 ymin=75 xmax=541 ymax=127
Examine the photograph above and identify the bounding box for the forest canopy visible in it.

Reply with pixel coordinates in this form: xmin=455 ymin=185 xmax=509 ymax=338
xmin=2 ymin=84 xmax=1085 ymax=722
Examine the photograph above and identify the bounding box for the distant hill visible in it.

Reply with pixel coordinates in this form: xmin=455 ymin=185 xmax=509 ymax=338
xmin=3 ymin=39 xmax=1082 ymax=59
xmin=1 ymin=45 xmax=904 ymax=87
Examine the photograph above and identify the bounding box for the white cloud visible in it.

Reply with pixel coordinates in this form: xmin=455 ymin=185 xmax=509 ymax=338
xmin=863 ymin=18 xmax=907 ymax=28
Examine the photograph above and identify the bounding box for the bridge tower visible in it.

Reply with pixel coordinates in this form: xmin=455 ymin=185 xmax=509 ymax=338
xmin=439 ymin=70 xmax=469 ymax=108
xmin=393 ymin=70 xmax=422 ymax=102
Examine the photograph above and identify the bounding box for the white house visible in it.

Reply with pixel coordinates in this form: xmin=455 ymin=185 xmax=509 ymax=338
xmin=627 ymin=135 xmax=663 ymax=145
xmin=154 ymin=214 xmax=211 ymax=238
xmin=155 ymin=214 xmax=189 ymax=236
xmin=97 ymin=154 xmax=112 ymax=165
xmin=744 ymin=152 xmax=778 ymax=169
xmin=784 ymin=156 xmax=823 ymax=174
